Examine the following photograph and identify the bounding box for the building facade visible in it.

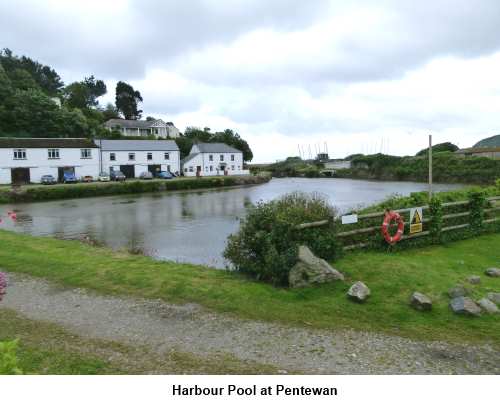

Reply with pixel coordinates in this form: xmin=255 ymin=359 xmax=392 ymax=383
xmin=0 ymin=138 xmax=100 ymax=184
xmin=181 ymin=143 xmax=248 ymax=177
xmin=104 ymin=118 xmax=180 ymax=138
xmin=455 ymin=147 xmax=500 ymax=159
xmin=98 ymin=139 xmax=180 ymax=178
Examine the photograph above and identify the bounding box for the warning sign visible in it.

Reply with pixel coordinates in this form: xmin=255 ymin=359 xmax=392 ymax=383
xmin=409 ymin=207 xmax=423 ymax=234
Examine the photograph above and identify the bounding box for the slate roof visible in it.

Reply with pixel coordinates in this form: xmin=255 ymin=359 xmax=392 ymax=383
xmin=473 ymin=134 xmax=500 ymax=148
xmin=181 ymin=153 xmax=199 ymax=164
xmin=456 ymin=146 xmax=500 ymax=154
xmin=0 ymin=138 xmax=98 ymax=149
xmin=195 ymin=142 xmax=242 ymax=153
xmin=98 ymin=139 xmax=179 ymax=151
xmin=104 ymin=119 xmax=160 ymax=129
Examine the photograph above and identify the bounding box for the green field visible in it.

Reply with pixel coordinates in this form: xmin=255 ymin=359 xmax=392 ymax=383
xmin=1 ymin=230 xmax=499 ymax=346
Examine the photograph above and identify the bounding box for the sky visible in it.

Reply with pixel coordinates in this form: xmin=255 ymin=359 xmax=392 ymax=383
xmin=1 ymin=0 xmax=500 ymax=162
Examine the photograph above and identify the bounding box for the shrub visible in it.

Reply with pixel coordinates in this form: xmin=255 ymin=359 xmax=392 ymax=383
xmin=224 ymin=192 xmax=341 ymax=286
xmin=0 ymin=340 xmax=22 ymax=375
xmin=428 ymin=197 xmax=443 ymax=243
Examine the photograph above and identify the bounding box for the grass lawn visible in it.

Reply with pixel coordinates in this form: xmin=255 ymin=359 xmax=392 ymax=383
xmin=0 ymin=230 xmax=499 ymax=346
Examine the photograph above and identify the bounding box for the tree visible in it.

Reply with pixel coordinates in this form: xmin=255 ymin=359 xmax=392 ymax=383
xmin=63 ymin=75 xmax=106 ymax=110
xmin=101 ymin=103 xmax=120 ymax=121
xmin=115 ymin=81 xmax=143 ymax=120
xmin=416 ymin=142 xmax=458 ymax=156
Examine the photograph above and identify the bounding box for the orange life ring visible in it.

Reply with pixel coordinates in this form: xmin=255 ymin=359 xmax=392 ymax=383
xmin=381 ymin=211 xmax=404 ymax=244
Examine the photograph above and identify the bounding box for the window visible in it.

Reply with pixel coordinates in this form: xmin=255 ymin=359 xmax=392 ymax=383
xmin=205 ymin=167 xmax=208 ymax=172
xmin=13 ymin=149 xmax=26 ymax=160
xmin=189 ymin=166 xmax=193 ymax=172
xmin=231 ymin=154 xmax=235 ymax=161
xmin=209 ymin=154 xmax=213 ymax=161
xmin=154 ymin=128 xmax=159 ymax=135
xmin=129 ymin=153 xmax=135 ymax=161
xmin=184 ymin=168 xmax=188 ymax=173
xmin=231 ymin=165 xmax=235 ymax=170
xmin=220 ymin=155 xmax=224 ymax=161
xmin=164 ymin=152 xmax=170 ymax=160
xmin=147 ymin=152 xmax=153 ymax=161
xmin=210 ymin=166 xmax=213 ymax=172
xmin=80 ymin=149 xmax=92 ymax=159
xmin=238 ymin=166 xmax=241 ymax=170
xmin=167 ymin=165 xmax=171 ymax=172
xmin=48 ymin=149 xmax=60 ymax=159
xmin=110 ymin=153 xmax=116 ymax=161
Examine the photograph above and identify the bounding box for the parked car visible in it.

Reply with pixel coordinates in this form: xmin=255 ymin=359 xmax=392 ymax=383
xmin=98 ymin=172 xmax=110 ymax=182
xmin=110 ymin=171 xmax=126 ymax=182
xmin=139 ymin=171 xmax=153 ymax=180
xmin=81 ymin=175 xmax=94 ymax=183
xmin=40 ymin=174 xmax=57 ymax=185
xmin=63 ymin=172 xmax=78 ymax=184
xmin=156 ymin=171 xmax=173 ymax=179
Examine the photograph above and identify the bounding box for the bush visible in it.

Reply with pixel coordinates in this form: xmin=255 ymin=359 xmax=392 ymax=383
xmin=224 ymin=192 xmax=341 ymax=286
xmin=0 ymin=340 xmax=22 ymax=375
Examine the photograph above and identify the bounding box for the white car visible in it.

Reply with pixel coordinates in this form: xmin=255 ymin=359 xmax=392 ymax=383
xmin=98 ymin=172 xmax=110 ymax=182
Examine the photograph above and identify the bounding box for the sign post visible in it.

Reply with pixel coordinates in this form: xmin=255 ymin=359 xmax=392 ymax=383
xmin=428 ymin=134 xmax=433 ymax=200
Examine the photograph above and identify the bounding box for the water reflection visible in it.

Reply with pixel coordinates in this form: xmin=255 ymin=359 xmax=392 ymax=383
xmin=1 ymin=178 xmax=462 ymax=267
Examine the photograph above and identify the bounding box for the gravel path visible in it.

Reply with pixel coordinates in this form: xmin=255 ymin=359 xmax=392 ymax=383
xmin=2 ymin=273 xmax=499 ymax=374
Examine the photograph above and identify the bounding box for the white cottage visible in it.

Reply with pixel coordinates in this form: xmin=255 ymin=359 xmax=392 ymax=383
xmin=181 ymin=143 xmax=248 ymax=177
xmin=98 ymin=139 xmax=180 ymax=178
xmin=104 ymin=118 xmax=180 ymax=138
xmin=0 ymin=138 xmax=99 ymax=184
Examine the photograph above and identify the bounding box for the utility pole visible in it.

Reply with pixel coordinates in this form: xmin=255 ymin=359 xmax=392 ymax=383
xmin=428 ymin=134 xmax=433 ymax=200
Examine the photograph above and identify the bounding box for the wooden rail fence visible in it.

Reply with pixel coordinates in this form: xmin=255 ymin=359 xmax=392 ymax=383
xmin=294 ymin=196 xmax=500 ymax=251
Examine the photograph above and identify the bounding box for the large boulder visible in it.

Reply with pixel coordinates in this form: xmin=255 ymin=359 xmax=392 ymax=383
xmin=486 ymin=293 xmax=500 ymax=304
xmin=485 ymin=268 xmax=500 ymax=278
xmin=410 ymin=292 xmax=432 ymax=311
xmin=347 ymin=281 xmax=370 ymax=302
xmin=448 ymin=285 xmax=470 ymax=298
xmin=288 ymin=245 xmax=344 ymax=288
xmin=449 ymin=297 xmax=482 ymax=316
xmin=477 ymin=298 xmax=499 ymax=314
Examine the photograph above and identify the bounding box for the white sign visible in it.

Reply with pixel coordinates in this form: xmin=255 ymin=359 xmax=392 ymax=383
xmin=341 ymin=214 xmax=358 ymax=225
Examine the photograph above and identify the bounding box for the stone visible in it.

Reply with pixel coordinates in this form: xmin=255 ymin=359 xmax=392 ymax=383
xmin=467 ymin=275 xmax=481 ymax=285
xmin=448 ymin=285 xmax=470 ymax=298
xmin=485 ymin=268 xmax=500 ymax=277
xmin=449 ymin=297 xmax=482 ymax=316
xmin=410 ymin=292 xmax=432 ymax=311
xmin=288 ymin=245 xmax=344 ymax=288
xmin=486 ymin=293 xmax=500 ymax=304
xmin=347 ymin=281 xmax=370 ymax=302
xmin=477 ymin=298 xmax=499 ymax=314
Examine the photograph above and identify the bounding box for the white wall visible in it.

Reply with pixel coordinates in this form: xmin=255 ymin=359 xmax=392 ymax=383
xmin=0 ymin=147 xmax=100 ymax=184
xmin=100 ymin=150 xmax=181 ymax=177
xmin=183 ymin=152 xmax=246 ymax=177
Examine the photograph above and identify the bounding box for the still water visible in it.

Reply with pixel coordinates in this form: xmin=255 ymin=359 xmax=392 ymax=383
xmin=1 ymin=178 xmax=461 ymax=267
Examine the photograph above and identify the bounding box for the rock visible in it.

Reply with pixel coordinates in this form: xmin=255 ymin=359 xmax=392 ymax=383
xmin=477 ymin=298 xmax=499 ymax=314
xmin=485 ymin=268 xmax=500 ymax=277
xmin=449 ymin=297 xmax=482 ymax=316
xmin=288 ymin=245 xmax=344 ymax=288
xmin=347 ymin=281 xmax=370 ymax=302
xmin=467 ymin=276 xmax=481 ymax=285
xmin=410 ymin=292 xmax=432 ymax=311
xmin=448 ymin=285 xmax=470 ymax=298
xmin=486 ymin=293 xmax=500 ymax=304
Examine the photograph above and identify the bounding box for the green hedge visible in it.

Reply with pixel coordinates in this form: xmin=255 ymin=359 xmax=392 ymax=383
xmin=0 ymin=176 xmax=270 ymax=204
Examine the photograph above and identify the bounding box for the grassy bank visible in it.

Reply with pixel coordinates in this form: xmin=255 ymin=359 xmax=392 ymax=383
xmin=1 ymin=230 xmax=499 ymax=346
xmin=0 ymin=175 xmax=270 ymax=204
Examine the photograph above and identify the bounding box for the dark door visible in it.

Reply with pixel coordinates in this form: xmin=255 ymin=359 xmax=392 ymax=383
xmin=148 ymin=165 xmax=161 ymax=176
xmin=11 ymin=168 xmax=30 ymax=184
xmin=196 ymin=166 xmax=202 ymax=176
xmin=120 ymin=165 xmax=135 ymax=178
xmin=58 ymin=167 xmax=75 ymax=182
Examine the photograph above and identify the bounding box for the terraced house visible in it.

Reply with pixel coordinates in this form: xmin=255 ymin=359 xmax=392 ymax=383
xmin=0 ymin=138 xmax=100 ymax=184
xmin=98 ymin=139 xmax=180 ymax=178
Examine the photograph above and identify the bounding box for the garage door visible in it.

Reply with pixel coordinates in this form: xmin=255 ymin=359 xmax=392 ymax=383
xmin=11 ymin=168 xmax=30 ymax=184
xmin=120 ymin=165 xmax=135 ymax=178
xmin=148 ymin=165 xmax=161 ymax=175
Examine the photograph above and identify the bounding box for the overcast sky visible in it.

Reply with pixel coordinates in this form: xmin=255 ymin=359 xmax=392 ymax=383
xmin=2 ymin=0 xmax=500 ymax=162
